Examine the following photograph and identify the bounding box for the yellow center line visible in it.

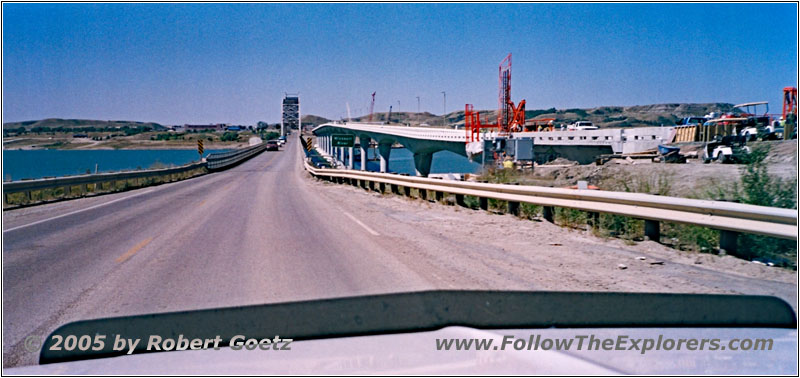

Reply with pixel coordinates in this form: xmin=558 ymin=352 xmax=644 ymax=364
xmin=115 ymin=237 xmax=154 ymax=263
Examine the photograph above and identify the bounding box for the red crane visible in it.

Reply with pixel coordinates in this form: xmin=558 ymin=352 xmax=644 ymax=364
xmin=465 ymin=53 xmax=527 ymax=142
xmin=782 ymin=87 xmax=797 ymax=120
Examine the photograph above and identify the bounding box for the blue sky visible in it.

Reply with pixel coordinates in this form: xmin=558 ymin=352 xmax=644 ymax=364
xmin=2 ymin=3 xmax=797 ymax=125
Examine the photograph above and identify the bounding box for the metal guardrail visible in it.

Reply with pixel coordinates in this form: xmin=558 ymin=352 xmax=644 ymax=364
xmin=303 ymin=161 xmax=797 ymax=242
xmin=206 ymin=143 xmax=267 ymax=170
xmin=3 ymin=162 xmax=207 ymax=207
xmin=3 ymin=143 xmax=269 ymax=208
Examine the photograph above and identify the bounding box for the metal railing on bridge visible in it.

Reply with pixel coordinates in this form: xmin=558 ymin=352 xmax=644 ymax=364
xmin=3 ymin=142 xmax=269 ymax=208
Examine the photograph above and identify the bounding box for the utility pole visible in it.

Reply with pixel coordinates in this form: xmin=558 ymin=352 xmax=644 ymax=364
xmin=441 ymin=91 xmax=446 ymax=127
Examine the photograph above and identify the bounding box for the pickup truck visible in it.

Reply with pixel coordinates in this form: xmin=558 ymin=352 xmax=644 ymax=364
xmin=675 ymin=117 xmax=707 ymax=126
xmin=567 ymin=121 xmax=598 ymax=131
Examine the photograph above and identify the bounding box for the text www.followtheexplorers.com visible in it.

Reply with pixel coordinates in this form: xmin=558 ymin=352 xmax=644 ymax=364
xmin=435 ymin=335 xmax=774 ymax=355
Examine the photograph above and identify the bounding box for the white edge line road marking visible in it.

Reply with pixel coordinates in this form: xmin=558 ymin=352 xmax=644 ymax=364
xmin=3 ymin=189 xmax=156 ymax=233
xmin=342 ymin=211 xmax=380 ymax=236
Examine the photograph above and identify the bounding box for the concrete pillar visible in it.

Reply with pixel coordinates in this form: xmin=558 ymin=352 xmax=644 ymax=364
xmin=360 ymin=136 xmax=370 ymax=171
xmin=413 ymin=152 xmax=433 ymax=177
xmin=348 ymin=147 xmax=354 ymax=170
xmin=378 ymin=142 xmax=392 ymax=173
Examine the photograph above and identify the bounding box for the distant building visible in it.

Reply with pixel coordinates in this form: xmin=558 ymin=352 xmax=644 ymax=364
xmin=185 ymin=124 xmax=227 ymax=132
xmin=225 ymin=125 xmax=244 ymax=131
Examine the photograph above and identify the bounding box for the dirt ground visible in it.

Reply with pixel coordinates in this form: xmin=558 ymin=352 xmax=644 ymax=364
xmin=306 ymin=173 xmax=798 ymax=312
xmin=524 ymin=140 xmax=797 ymax=198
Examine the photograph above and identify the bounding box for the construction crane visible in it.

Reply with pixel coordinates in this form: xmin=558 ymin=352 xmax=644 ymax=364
xmin=782 ymin=87 xmax=797 ymax=120
xmin=782 ymin=87 xmax=797 ymax=140
xmin=368 ymin=92 xmax=376 ymax=123
xmin=465 ymin=53 xmax=528 ymax=142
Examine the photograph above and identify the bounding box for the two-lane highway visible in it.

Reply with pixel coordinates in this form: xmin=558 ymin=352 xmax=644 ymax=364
xmin=2 ymin=139 xmax=433 ymax=367
xmin=4 ymin=137 xmax=796 ymax=368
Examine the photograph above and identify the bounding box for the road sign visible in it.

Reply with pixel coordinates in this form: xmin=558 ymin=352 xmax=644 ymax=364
xmin=331 ymin=134 xmax=355 ymax=147
xmin=197 ymin=139 xmax=204 ymax=155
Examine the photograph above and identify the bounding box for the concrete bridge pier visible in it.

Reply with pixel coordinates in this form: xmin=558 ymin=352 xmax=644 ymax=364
xmin=378 ymin=142 xmax=393 ymax=173
xmin=348 ymin=147 xmax=354 ymax=170
xmin=413 ymin=152 xmax=433 ymax=177
xmin=359 ymin=135 xmax=370 ymax=171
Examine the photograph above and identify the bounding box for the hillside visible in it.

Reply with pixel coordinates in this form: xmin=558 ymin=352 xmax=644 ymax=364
xmin=304 ymin=103 xmax=736 ymax=128
xmin=301 ymin=115 xmax=331 ymax=126
xmin=3 ymin=118 xmax=166 ymax=131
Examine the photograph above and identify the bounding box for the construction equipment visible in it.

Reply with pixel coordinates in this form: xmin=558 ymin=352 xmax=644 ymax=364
xmin=781 ymin=87 xmax=797 ymax=120
xmin=781 ymin=87 xmax=797 ymax=140
xmin=368 ymin=92 xmax=376 ymax=123
xmin=465 ymin=53 xmax=528 ymax=142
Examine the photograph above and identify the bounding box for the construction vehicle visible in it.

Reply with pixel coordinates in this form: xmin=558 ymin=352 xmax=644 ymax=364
xmin=702 ymin=135 xmax=750 ymax=164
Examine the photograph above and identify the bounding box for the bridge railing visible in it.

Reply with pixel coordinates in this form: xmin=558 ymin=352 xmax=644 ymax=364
xmin=303 ymin=161 xmax=796 ymax=254
xmin=3 ymin=162 xmax=207 ymax=208
xmin=206 ymin=142 xmax=267 ymax=170
xmin=3 ymin=143 xmax=270 ymax=208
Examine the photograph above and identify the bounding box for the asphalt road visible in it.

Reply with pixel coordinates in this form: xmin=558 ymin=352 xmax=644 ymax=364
xmin=3 ymin=138 xmax=796 ymax=368
xmin=3 ymin=138 xmax=435 ymax=367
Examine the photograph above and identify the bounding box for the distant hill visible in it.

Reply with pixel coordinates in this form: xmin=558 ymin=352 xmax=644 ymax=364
xmin=305 ymin=103 xmax=736 ymax=129
xmin=3 ymin=118 xmax=166 ymax=130
xmin=301 ymin=115 xmax=331 ymax=126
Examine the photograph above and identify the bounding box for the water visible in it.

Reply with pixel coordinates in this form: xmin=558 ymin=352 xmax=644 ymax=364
xmin=353 ymin=147 xmax=481 ymax=175
xmin=2 ymin=149 xmax=229 ymax=181
xmin=3 ymin=147 xmax=480 ymax=181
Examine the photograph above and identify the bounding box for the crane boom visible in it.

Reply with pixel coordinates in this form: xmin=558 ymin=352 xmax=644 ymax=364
xmin=368 ymin=92 xmax=376 ymax=123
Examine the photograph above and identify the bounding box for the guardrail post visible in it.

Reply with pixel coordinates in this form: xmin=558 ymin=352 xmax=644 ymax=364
xmin=379 ymin=182 xmax=386 ymax=193
xmin=403 ymin=186 xmax=411 ymax=197
xmin=368 ymin=181 xmax=376 ymax=192
xmin=508 ymin=201 xmax=520 ymax=216
xmin=435 ymin=191 xmax=444 ymax=203
xmin=719 ymin=230 xmax=740 ymax=255
xmin=542 ymin=206 xmax=554 ymax=223
xmin=587 ymin=212 xmax=599 ymax=229
xmin=391 ymin=184 xmax=399 ymax=195
xmin=62 ymin=186 xmax=70 ymax=198
xmin=479 ymin=197 xmax=488 ymax=211
xmin=3 ymin=192 xmax=9 ymax=207
xmin=644 ymin=220 xmax=660 ymax=242
xmin=419 ymin=189 xmax=428 ymax=201
xmin=455 ymin=194 xmax=466 ymax=207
